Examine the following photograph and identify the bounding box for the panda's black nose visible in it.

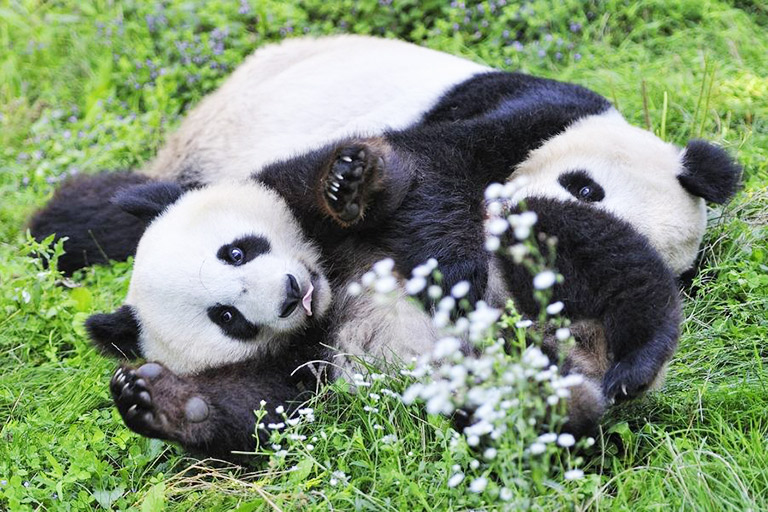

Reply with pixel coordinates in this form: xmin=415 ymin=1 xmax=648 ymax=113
xmin=279 ymin=274 xmax=301 ymax=318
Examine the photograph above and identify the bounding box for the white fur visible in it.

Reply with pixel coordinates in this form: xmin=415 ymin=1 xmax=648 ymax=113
xmin=147 ymin=35 xmax=489 ymax=183
xmin=511 ymin=109 xmax=707 ymax=274
xmin=126 ymin=182 xmax=331 ymax=374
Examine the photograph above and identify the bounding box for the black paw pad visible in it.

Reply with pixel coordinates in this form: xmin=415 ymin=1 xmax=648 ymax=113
xmin=110 ymin=366 xmax=164 ymax=437
xmin=324 ymin=145 xmax=382 ymax=224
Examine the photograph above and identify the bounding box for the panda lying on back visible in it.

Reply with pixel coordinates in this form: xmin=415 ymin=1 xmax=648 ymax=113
xmin=101 ymin=134 xmax=684 ymax=458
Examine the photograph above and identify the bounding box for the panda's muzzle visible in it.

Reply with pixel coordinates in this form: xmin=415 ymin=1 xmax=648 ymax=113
xmin=279 ymin=274 xmax=302 ymax=318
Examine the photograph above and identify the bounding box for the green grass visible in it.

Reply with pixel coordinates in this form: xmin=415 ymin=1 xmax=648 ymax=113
xmin=1 ymin=0 xmax=766 ymax=510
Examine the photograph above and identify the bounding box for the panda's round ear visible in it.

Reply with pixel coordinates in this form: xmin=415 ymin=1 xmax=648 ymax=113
xmin=85 ymin=305 xmax=143 ymax=359
xmin=111 ymin=181 xmax=184 ymax=224
xmin=678 ymin=140 xmax=742 ymax=204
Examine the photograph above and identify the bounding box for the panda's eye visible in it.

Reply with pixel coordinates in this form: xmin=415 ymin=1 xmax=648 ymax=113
xmin=578 ymin=186 xmax=593 ymax=199
xmin=217 ymin=235 xmax=271 ymax=266
xmin=207 ymin=304 xmax=260 ymax=340
xmin=558 ymin=170 xmax=605 ymax=203
xmin=228 ymin=247 xmax=244 ymax=265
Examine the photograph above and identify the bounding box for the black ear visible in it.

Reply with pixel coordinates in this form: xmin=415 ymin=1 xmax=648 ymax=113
xmin=85 ymin=305 xmax=143 ymax=359
xmin=112 ymin=182 xmax=184 ymax=224
xmin=678 ymin=140 xmax=742 ymax=204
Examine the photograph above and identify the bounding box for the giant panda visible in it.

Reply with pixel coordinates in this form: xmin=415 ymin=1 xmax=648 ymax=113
xmin=28 ymin=36 xmax=741 ymax=457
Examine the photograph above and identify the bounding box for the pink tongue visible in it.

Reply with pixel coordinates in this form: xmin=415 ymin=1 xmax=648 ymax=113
xmin=302 ymin=282 xmax=314 ymax=316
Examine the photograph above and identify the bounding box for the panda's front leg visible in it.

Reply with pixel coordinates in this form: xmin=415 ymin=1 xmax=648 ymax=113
xmin=109 ymin=361 xmax=306 ymax=460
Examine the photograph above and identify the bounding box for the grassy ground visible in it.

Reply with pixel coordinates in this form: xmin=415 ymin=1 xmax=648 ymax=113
xmin=1 ymin=0 xmax=766 ymax=510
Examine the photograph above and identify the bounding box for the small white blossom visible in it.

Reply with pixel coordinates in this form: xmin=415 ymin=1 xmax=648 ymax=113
xmin=275 ymin=405 xmax=285 ymax=415
xmin=486 ymin=217 xmax=509 ymax=235
xmin=469 ymin=459 xmax=480 ymax=470
xmin=484 ymin=182 xmax=505 ymax=200
xmin=515 ymin=319 xmax=533 ymax=329
xmin=447 ymin=473 xmax=465 ymax=488
xmin=500 ymin=487 xmax=513 ymax=501
xmin=547 ymin=395 xmax=559 ymax=406
xmin=405 ymin=276 xmax=427 ymax=295
xmin=373 ymin=258 xmax=395 ymax=277
xmin=546 ymin=301 xmax=564 ymax=315
xmin=438 ymin=296 xmax=456 ymax=312
xmin=484 ymin=236 xmax=501 ymax=251
xmin=557 ymin=433 xmax=576 ymax=448
xmin=564 ymin=469 xmax=584 ymax=480
xmin=508 ymin=243 xmax=528 ymax=263
xmin=555 ymin=327 xmax=571 ymax=341
xmin=529 ymin=442 xmax=546 ymax=455
xmin=484 ymin=447 xmax=497 ymax=460
xmin=381 ymin=434 xmax=398 ymax=444
xmin=451 ymin=281 xmax=471 ymax=299
xmin=374 ymin=275 xmax=397 ymax=294
xmin=361 ymin=271 xmax=376 ymax=287
xmin=538 ymin=432 xmax=558 ymax=444
xmin=469 ymin=477 xmax=488 ymax=493
xmin=533 ymin=270 xmax=557 ymax=290
xmin=347 ymin=282 xmax=363 ymax=296
xmin=467 ymin=435 xmax=480 ymax=447
xmin=427 ymin=285 xmax=442 ymax=300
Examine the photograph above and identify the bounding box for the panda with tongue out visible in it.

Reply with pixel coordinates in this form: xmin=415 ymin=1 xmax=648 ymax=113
xmin=31 ymin=36 xmax=741 ymax=458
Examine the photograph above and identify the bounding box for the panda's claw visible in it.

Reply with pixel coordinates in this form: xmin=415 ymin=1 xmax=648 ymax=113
xmin=322 ymin=143 xmax=384 ymax=225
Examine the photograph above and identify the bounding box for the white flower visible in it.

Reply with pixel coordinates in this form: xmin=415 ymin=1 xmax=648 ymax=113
xmin=373 ymin=258 xmax=395 ymax=277
xmin=438 ymin=296 xmax=456 ymax=312
xmin=447 ymin=473 xmax=464 ymax=488
xmin=564 ymin=469 xmax=584 ymax=480
xmin=275 ymin=405 xmax=285 ymax=415
xmin=469 ymin=459 xmax=480 ymax=469
xmin=374 ymin=275 xmax=397 ymax=294
xmin=259 ymin=400 xmax=267 ymax=407
xmin=533 ymin=270 xmax=557 ymax=290
xmin=427 ymin=285 xmax=442 ymax=299
xmin=538 ymin=432 xmax=557 ymax=444
xmin=484 ymin=182 xmax=505 ymax=200
xmin=486 ymin=217 xmax=509 ymax=235
xmin=529 ymin=442 xmax=546 ymax=455
xmin=426 ymin=258 xmax=438 ymax=270
xmin=486 ymin=200 xmax=504 ymax=216
xmin=546 ymin=301 xmax=564 ymax=315
xmin=467 ymin=435 xmax=480 ymax=447
xmin=361 ymin=271 xmax=376 ymax=287
xmin=555 ymin=327 xmax=571 ymax=341
xmin=546 ymin=395 xmax=559 ymax=406
xmin=347 ymin=282 xmax=363 ymax=296
xmin=508 ymin=243 xmax=528 ymax=263
xmin=451 ymin=281 xmax=471 ymax=299
xmin=500 ymin=487 xmax=513 ymax=501
xmin=330 ymin=470 xmax=348 ymax=487
xmin=483 ymin=447 xmax=497 ymax=460
xmin=433 ymin=337 xmax=461 ymax=359
xmin=515 ymin=319 xmax=533 ymax=329
xmin=484 ymin=236 xmax=501 ymax=251
xmin=267 ymin=422 xmax=285 ymax=430
xmin=469 ymin=477 xmax=488 ymax=493
xmin=557 ymin=433 xmax=576 ymax=447
xmin=381 ymin=434 xmax=398 ymax=444
xmin=405 ymin=276 xmax=427 ymax=295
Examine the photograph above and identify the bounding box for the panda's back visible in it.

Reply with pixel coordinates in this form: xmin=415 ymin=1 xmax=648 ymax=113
xmin=146 ymin=35 xmax=490 ymax=186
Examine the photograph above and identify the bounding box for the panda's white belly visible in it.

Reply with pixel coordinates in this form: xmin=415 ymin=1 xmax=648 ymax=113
xmin=146 ymin=35 xmax=489 ymax=183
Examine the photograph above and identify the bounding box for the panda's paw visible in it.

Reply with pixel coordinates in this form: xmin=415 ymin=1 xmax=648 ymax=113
xmin=110 ymin=363 xmax=210 ymax=441
xmin=602 ymin=360 xmax=654 ymax=402
xmin=323 ymin=143 xmax=385 ymax=225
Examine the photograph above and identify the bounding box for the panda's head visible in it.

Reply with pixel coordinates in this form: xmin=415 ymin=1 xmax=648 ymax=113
xmin=510 ymin=109 xmax=741 ymax=275
xmin=86 ymin=181 xmax=332 ymax=374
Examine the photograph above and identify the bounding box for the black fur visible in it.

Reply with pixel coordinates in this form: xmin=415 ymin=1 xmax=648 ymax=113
xmin=28 ymin=171 xmax=151 ymax=275
xmin=679 ymin=139 xmax=742 ymax=204
xmin=85 ymin=305 xmax=143 ymax=359
xmin=498 ymin=197 xmax=680 ymax=401
xmin=111 ymin=181 xmax=184 ymax=223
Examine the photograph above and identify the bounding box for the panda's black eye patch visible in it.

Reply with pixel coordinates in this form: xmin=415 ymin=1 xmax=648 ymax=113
xmin=558 ymin=170 xmax=605 ymax=203
xmin=217 ymin=235 xmax=271 ymax=266
xmin=207 ymin=304 xmax=261 ymax=340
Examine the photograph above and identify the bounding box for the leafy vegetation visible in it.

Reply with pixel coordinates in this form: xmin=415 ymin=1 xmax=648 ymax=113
xmin=1 ymin=0 xmax=766 ymax=509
